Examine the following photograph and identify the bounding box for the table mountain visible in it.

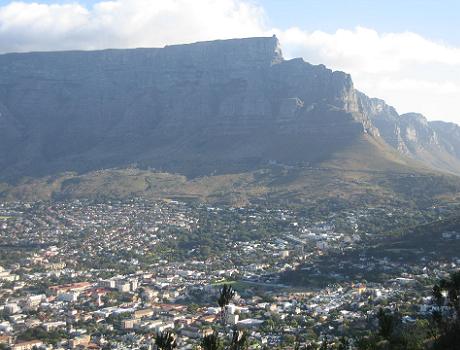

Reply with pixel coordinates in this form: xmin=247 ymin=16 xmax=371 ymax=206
xmin=0 ymin=36 xmax=391 ymax=180
xmin=1 ymin=36 xmax=460 ymax=205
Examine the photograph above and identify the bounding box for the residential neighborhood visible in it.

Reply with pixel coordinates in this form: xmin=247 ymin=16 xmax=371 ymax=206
xmin=1 ymin=199 xmax=459 ymax=349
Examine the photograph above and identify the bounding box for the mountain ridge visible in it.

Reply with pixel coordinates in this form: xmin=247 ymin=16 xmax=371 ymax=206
xmin=0 ymin=36 xmax=377 ymax=179
xmin=1 ymin=36 xmax=460 ymax=204
xmin=356 ymin=90 xmax=460 ymax=175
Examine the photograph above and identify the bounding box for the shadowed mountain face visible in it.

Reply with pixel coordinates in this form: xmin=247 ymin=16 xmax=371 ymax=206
xmin=1 ymin=35 xmax=460 ymax=207
xmin=0 ymin=36 xmax=382 ymax=179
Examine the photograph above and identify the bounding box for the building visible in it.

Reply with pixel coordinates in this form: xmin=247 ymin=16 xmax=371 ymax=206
xmin=0 ymin=336 xmax=12 ymax=345
xmin=69 ymin=335 xmax=91 ymax=349
xmin=57 ymin=292 xmax=79 ymax=302
xmin=155 ymin=322 xmax=174 ymax=333
xmin=99 ymin=280 xmax=116 ymax=289
xmin=12 ymin=340 xmax=43 ymax=350
xmin=5 ymin=303 xmax=21 ymax=314
xmin=121 ymin=319 xmax=139 ymax=330
xmin=227 ymin=313 xmax=239 ymax=325
xmin=116 ymin=282 xmax=131 ymax=293
xmin=49 ymin=282 xmax=91 ymax=295
xmin=42 ymin=321 xmax=66 ymax=331
xmin=24 ymin=295 xmax=46 ymax=310
xmin=134 ymin=308 xmax=154 ymax=319
xmin=0 ymin=269 xmax=19 ymax=282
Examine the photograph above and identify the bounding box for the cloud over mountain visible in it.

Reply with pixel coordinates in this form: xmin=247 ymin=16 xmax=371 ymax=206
xmin=276 ymin=26 xmax=460 ymax=123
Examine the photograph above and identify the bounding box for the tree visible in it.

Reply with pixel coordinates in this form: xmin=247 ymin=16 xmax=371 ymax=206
xmin=155 ymin=330 xmax=177 ymax=350
xmin=200 ymin=327 xmax=247 ymax=350
xmin=377 ymin=308 xmax=396 ymax=341
xmin=430 ymin=271 xmax=460 ymax=350
xmin=337 ymin=337 xmax=350 ymax=350
xmin=229 ymin=327 xmax=248 ymax=350
xmin=218 ymin=284 xmax=236 ymax=326
xmin=201 ymin=331 xmax=223 ymax=350
xmin=319 ymin=339 xmax=331 ymax=350
xmin=218 ymin=284 xmax=236 ymax=310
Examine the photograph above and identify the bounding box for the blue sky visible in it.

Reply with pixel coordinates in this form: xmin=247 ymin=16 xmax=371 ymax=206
xmin=268 ymin=0 xmax=459 ymax=45
xmin=0 ymin=0 xmax=459 ymax=122
xmin=258 ymin=0 xmax=460 ymax=45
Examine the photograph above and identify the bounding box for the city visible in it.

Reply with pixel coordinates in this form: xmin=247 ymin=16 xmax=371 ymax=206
xmin=1 ymin=199 xmax=459 ymax=349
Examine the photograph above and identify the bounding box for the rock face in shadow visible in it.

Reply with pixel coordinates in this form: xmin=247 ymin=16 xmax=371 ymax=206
xmin=0 ymin=36 xmax=378 ymax=179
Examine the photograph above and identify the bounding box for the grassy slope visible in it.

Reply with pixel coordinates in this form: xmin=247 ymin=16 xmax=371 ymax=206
xmin=1 ymin=134 xmax=460 ymax=207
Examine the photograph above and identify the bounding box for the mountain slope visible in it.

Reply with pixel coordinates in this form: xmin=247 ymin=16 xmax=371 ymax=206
xmin=0 ymin=36 xmax=388 ymax=180
xmin=430 ymin=120 xmax=460 ymax=159
xmin=1 ymin=36 xmax=460 ymax=205
xmin=357 ymin=92 xmax=460 ymax=175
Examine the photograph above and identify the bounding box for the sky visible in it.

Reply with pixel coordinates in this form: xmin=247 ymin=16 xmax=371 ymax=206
xmin=0 ymin=0 xmax=459 ymax=124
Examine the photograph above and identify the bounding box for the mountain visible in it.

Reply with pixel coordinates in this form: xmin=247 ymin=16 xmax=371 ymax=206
xmin=357 ymin=91 xmax=460 ymax=175
xmin=1 ymin=36 xmax=460 ymax=205
xmin=430 ymin=121 xmax=460 ymax=159
xmin=0 ymin=36 xmax=394 ymax=179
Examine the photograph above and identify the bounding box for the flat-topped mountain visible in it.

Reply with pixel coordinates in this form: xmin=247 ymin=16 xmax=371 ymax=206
xmin=0 ymin=36 xmax=381 ymax=179
xmin=1 ymin=36 xmax=460 ymax=205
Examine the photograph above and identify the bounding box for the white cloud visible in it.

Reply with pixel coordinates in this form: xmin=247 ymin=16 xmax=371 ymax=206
xmin=275 ymin=26 xmax=460 ymax=123
xmin=0 ymin=0 xmax=265 ymax=52
xmin=0 ymin=1 xmax=459 ymax=123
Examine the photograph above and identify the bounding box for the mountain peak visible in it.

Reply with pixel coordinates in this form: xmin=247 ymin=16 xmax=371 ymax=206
xmin=161 ymin=35 xmax=284 ymax=67
xmin=401 ymin=113 xmax=429 ymax=125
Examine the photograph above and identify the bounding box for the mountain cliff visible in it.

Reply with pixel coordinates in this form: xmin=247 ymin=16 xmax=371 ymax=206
xmin=1 ymin=36 xmax=460 ymax=205
xmin=357 ymin=91 xmax=460 ymax=175
xmin=0 ymin=36 xmax=386 ymax=180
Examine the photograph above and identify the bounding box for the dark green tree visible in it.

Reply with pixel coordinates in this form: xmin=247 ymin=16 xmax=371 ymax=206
xmin=218 ymin=284 xmax=236 ymax=326
xmin=229 ymin=327 xmax=248 ymax=350
xmin=155 ymin=330 xmax=177 ymax=350
xmin=431 ymin=271 xmax=460 ymax=350
xmin=218 ymin=284 xmax=236 ymax=310
xmin=201 ymin=331 xmax=223 ymax=350
xmin=377 ymin=308 xmax=396 ymax=341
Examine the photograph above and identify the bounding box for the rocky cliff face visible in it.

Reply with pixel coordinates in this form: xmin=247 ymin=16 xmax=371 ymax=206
xmin=0 ymin=36 xmax=378 ymax=179
xmin=1 ymin=36 xmax=459 ymax=181
xmin=358 ymin=91 xmax=460 ymax=174
xmin=430 ymin=121 xmax=460 ymax=159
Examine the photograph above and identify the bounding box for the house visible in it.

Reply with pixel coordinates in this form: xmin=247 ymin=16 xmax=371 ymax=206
xmin=134 ymin=308 xmax=154 ymax=319
xmin=70 ymin=335 xmax=91 ymax=349
xmin=12 ymin=340 xmax=43 ymax=350
xmin=4 ymin=303 xmax=21 ymax=314
xmin=49 ymin=282 xmax=91 ymax=295
xmin=155 ymin=322 xmax=174 ymax=333
xmin=122 ymin=319 xmax=139 ymax=330
xmin=42 ymin=321 xmax=66 ymax=331
xmin=227 ymin=313 xmax=239 ymax=325
xmin=0 ymin=335 xmax=12 ymax=345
